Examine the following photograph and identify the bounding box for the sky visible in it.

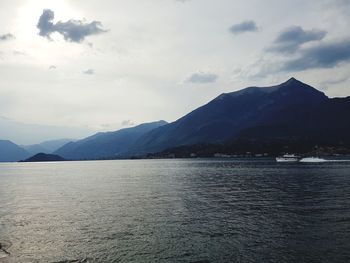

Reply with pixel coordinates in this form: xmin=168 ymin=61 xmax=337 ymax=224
xmin=0 ymin=0 xmax=350 ymax=144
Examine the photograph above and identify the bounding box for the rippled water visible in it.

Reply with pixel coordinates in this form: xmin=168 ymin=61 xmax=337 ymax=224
xmin=0 ymin=159 xmax=350 ymax=262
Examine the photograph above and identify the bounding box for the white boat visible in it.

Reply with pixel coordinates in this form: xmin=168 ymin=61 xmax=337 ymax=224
xmin=276 ymin=154 xmax=300 ymax=162
xmin=299 ymin=157 xmax=327 ymax=163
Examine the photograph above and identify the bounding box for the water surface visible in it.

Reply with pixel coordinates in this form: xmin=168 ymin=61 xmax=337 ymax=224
xmin=0 ymin=159 xmax=350 ymax=262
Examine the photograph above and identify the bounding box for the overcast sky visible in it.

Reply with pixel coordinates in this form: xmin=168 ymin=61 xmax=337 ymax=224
xmin=1 ymin=0 xmax=350 ymax=144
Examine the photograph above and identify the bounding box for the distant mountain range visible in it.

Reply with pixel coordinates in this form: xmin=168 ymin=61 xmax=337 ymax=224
xmin=54 ymin=121 xmax=168 ymax=160
xmin=22 ymin=139 xmax=74 ymax=155
xmin=0 ymin=116 xmax=92 ymax=145
xmin=0 ymin=138 xmax=75 ymax=162
xmin=1 ymin=78 xmax=350 ymax=162
xmin=54 ymin=78 xmax=350 ymax=160
xmin=126 ymin=77 xmax=332 ymax=155
xmin=0 ymin=140 xmax=30 ymax=162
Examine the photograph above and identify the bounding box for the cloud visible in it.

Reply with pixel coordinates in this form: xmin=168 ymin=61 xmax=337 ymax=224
xmin=242 ymin=38 xmax=350 ymax=79
xmin=229 ymin=20 xmax=258 ymax=35
xmin=83 ymin=69 xmax=95 ymax=75
xmin=49 ymin=65 xmax=57 ymax=69
xmin=0 ymin=33 xmax=15 ymax=41
xmin=325 ymin=0 xmax=350 ymax=15
xmin=239 ymin=26 xmax=344 ymax=78
xmin=186 ymin=72 xmax=218 ymax=84
xmin=121 ymin=120 xmax=135 ymax=126
xmin=12 ymin=50 xmax=27 ymax=56
xmin=268 ymin=26 xmax=326 ymax=54
xmin=282 ymin=39 xmax=350 ymax=71
xmin=37 ymin=9 xmax=107 ymax=43
xmin=0 ymin=115 xmax=12 ymax=121
xmin=320 ymin=75 xmax=350 ymax=90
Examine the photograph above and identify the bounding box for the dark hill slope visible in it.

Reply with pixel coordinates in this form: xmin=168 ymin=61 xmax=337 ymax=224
xmin=237 ymin=96 xmax=350 ymax=143
xmin=21 ymin=153 xmax=66 ymax=162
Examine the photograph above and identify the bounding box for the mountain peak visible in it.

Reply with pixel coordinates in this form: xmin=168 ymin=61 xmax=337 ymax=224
xmin=216 ymin=78 xmax=327 ymax=101
xmin=286 ymin=77 xmax=298 ymax=83
xmin=282 ymin=77 xmax=308 ymax=87
xmin=278 ymin=78 xmax=328 ymax=98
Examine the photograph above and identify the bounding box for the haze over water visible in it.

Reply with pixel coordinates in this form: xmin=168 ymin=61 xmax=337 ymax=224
xmin=0 ymin=159 xmax=350 ymax=262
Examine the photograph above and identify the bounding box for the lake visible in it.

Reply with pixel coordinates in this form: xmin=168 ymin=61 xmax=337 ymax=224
xmin=0 ymin=159 xmax=350 ymax=262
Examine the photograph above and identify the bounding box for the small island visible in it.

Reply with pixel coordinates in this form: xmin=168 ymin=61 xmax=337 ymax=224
xmin=21 ymin=153 xmax=66 ymax=162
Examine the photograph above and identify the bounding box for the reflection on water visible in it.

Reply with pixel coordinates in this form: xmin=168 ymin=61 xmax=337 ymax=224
xmin=0 ymin=159 xmax=350 ymax=262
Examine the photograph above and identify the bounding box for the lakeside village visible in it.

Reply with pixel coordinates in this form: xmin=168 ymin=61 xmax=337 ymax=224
xmin=145 ymin=144 xmax=350 ymax=159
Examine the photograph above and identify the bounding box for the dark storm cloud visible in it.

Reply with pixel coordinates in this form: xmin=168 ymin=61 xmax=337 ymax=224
xmin=37 ymin=9 xmax=107 ymax=43
xmin=245 ymin=37 xmax=350 ymax=78
xmin=186 ymin=72 xmax=218 ymax=83
xmin=282 ymin=39 xmax=350 ymax=71
xmin=268 ymin=26 xmax=326 ymax=53
xmin=229 ymin=20 xmax=258 ymax=35
xmin=83 ymin=69 xmax=95 ymax=75
xmin=0 ymin=33 xmax=15 ymax=41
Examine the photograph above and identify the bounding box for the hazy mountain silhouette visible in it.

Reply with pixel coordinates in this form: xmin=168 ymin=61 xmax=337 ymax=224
xmin=126 ymin=78 xmax=330 ymax=155
xmin=0 ymin=117 xmax=92 ymax=145
xmin=0 ymin=140 xmax=30 ymax=162
xmin=22 ymin=144 xmax=48 ymax=155
xmin=54 ymin=121 xmax=167 ymax=160
xmin=23 ymin=138 xmax=74 ymax=155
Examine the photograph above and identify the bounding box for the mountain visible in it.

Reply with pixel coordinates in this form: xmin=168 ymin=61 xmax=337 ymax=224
xmin=0 ymin=140 xmax=30 ymax=162
xmin=54 ymin=121 xmax=168 ymax=160
xmin=127 ymin=78 xmax=329 ymax=155
xmin=236 ymin=96 xmax=350 ymax=143
xmin=39 ymin=138 xmax=75 ymax=152
xmin=0 ymin=116 xmax=92 ymax=145
xmin=149 ymin=95 xmax=350 ymax=157
xmin=21 ymin=153 xmax=66 ymax=162
xmin=42 ymin=78 xmax=350 ymax=159
xmin=22 ymin=144 xmax=48 ymax=155
xmin=23 ymin=138 xmax=74 ymax=155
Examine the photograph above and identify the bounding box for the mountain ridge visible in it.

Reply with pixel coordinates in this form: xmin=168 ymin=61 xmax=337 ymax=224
xmin=2 ymin=78 xmax=349 ymax=161
xmin=54 ymin=120 xmax=168 ymax=160
xmin=124 ymin=78 xmax=330 ymax=156
xmin=217 ymin=77 xmax=327 ymax=99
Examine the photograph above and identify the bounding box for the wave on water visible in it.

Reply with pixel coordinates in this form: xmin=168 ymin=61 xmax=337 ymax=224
xmin=52 ymin=258 xmax=93 ymax=263
xmin=0 ymin=242 xmax=11 ymax=259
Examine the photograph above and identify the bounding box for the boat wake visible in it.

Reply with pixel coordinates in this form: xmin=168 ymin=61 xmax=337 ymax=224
xmin=299 ymin=157 xmax=327 ymax=163
xmin=327 ymin=159 xmax=350 ymax=162
xmin=300 ymin=158 xmax=350 ymax=163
